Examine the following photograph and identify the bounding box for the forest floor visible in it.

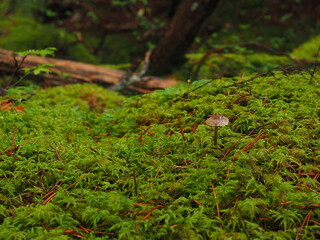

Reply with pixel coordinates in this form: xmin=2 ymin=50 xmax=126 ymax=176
xmin=0 ymin=65 xmax=319 ymax=239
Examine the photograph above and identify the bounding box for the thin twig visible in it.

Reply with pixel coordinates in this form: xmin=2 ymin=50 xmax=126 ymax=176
xmin=7 ymin=54 xmax=29 ymax=89
xmin=42 ymin=193 xmax=57 ymax=205
xmin=11 ymin=125 xmax=17 ymax=147
xmin=50 ymin=144 xmax=62 ymax=161
xmin=173 ymin=64 xmax=302 ymax=103
xmin=177 ymin=115 xmax=186 ymax=141
xmin=239 ymin=219 xmax=251 ymax=240
xmin=66 ymin=180 xmax=81 ymax=190
xmin=220 ymin=137 xmax=244 ymax=161
xmin=1 ymin=139 xmax=35 ymax=156
xmin=172 ymin=70 xmax=226 ymax=103
xmin=192 ymin=47 xmax=224 ymax=80
xmin=211 ymin=184 xmax=220 ymax=217
xmin=247 ymin=123 xmax=272 ymax=136
xmin=309 ymin=45 xmax=320 ymax=84
xmin=137 ymin=125 xmax=152 ymax=144
xmin=224 ymin=64 xmax=295 ymax=88
xmin=133 ymin=170 xmax=138 ymax=196
xmin=296 ymin=210 xmax=312 ymax=240
xmin=242 ymin=131 xmax=267 ymax=152
xmin=239 ymin=42 xmax=304 ymax=65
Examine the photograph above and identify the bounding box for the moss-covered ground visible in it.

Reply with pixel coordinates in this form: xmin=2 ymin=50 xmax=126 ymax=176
xmin=1 ymin=68 xmax=319 ymax=239
xmin=0 ymin=1 xmax=319 ymax=238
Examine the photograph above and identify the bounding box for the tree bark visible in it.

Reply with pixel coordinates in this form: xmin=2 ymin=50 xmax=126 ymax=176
xmin=148 ymin=0 xmax=219 ymax=75
xmin=0 ymin=48 xmax=178 ymax=92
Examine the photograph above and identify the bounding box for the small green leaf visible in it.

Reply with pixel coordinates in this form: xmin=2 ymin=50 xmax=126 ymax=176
xmin=17 ymin=47 xmax=57 ymax=57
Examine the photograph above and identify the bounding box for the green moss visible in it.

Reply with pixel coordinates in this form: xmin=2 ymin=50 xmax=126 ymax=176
xmin=1 ymin=70 xmax=319 ymax=239
xmin=0 ymin=15 xmax=97 ymax=63
xmin=186 ymin=52 xmax=290 ymax=79
xmin=291 ymin=35 xmax=320 ymax=61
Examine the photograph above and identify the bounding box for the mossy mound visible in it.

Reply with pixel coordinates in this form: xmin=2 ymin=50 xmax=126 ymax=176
xmin=185 ymin=35 xmax=320 ymax=80
xmin=0 ymin=71 xmax=319 ymax=239
xmin=0 ymin=15 xmax=98 ymax=64
xmin=186 ymin=52 xmax=289 ymax=79
xmin=291 ymin=35 xmax=320 ymax=61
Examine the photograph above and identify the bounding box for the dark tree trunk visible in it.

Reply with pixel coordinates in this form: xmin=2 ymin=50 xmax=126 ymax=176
xmin=148 ymin=0 xmax=219 ymax=75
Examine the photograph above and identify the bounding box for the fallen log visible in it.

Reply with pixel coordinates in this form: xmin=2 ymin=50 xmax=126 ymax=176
xmin=0 ymin=48 xmax=179 ymax=91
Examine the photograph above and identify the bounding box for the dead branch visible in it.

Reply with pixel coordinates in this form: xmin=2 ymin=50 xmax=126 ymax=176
xmin=0 ymin=48 xmax=179 ymax=92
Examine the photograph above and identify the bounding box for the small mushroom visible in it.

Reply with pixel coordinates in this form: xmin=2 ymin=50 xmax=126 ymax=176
xmin=205 ymin=114 xmax=229 ymax=146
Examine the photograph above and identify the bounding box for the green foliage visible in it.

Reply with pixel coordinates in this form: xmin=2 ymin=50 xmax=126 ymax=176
xmin=0 ymin=15 xmax=97 ymax=64
xmin=22 ymin=64 xmax=54 ymax=75
xmin=1 ymin=0 xmax=47 ymax=17
xmin=0 ymin=0 xmax=10 ymax=14
xmin=186 ymin=51 xmax=289 ymax=79
xmin=185 ymin=33 xmax=320 ymax=80
xmin=200 ymin=0 xmax=318 ymax=53
xmin=112 ymin=0 xmax=148 ymax=6
xmin=17 ymin=47 xmax=57 ymax=57
xmin=0 ymin=69 xmax=319 ymax=239
xmin=1 ymin=48 xmax=57 ymax=93
xmin=0 ymin=16 xmax=58 ymax=51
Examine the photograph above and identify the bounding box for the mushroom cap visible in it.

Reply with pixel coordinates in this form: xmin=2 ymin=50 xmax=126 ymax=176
xmin=205 ymin=114 xmax=229 ymax=127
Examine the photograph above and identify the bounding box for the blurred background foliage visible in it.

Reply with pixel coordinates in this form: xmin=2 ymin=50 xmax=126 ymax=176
xmin=0 ymin=0 xmax=319 ymax=78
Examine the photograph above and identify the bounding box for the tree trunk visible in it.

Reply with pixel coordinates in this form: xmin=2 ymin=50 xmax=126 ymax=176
xmin=0 ymin=48 xmax=178 ymax=92
xmin=148 ymin=0 xmax=219 ymax=75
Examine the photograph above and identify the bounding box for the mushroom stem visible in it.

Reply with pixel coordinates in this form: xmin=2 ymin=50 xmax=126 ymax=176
xmin=214 ymin=126 xmax=218 ymax=146
xmin=205 ymin=114 xmax=229 ymax=146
